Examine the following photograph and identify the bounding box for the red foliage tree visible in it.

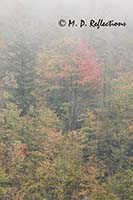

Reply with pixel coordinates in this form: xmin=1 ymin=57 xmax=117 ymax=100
xmin=62 ymin=42 xmax=101 ymax=86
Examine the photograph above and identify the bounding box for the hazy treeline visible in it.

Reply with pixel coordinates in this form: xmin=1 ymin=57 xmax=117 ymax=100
xmin=0 ymin=1 xmax=132 ymax=200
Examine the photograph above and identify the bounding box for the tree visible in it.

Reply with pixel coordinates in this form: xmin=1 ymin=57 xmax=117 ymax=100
xmin=106 ymin=169 xmax=133 ymax=200
xmin=37 ymin=39 xmax=101 ymax=131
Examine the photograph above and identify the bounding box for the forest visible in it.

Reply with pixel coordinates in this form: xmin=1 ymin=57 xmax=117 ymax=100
xmin=0 ymin=0 xmax=132 ymax=200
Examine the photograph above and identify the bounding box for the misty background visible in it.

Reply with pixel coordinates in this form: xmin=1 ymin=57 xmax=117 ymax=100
xmin=0 ymin=0 xmax=132 ymax=33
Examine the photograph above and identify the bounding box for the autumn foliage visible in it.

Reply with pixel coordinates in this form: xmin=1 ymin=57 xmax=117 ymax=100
xmin=63 ymin=42 xmax=101 ymax=86
xmin=0 ymin=33 xmax=132 ymax=200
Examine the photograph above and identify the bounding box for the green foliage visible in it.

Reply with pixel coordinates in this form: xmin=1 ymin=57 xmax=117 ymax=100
xmin=105 ymin=169 xmax=133 ymax=200
xmin=0 ymin=31 xmax=132 ymax=199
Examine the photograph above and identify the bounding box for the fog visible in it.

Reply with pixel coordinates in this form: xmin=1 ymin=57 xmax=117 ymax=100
xmin=0 ymin=0 xmax=132 ymax=26
xmin=0 ymin=0 xmax=132 ymax=53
